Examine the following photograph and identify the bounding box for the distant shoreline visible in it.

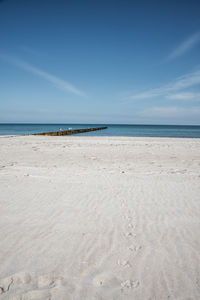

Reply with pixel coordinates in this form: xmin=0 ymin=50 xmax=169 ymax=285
xmin=1 ymin=123 xmax=200 ymax=138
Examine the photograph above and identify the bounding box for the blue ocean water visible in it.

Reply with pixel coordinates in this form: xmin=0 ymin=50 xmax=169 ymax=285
xmin=0 ymin=124 xmax=200 ymax=138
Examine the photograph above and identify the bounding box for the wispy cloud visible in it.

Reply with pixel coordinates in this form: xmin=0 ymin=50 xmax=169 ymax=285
xmin=168 ymin=31 xmax=200 ymax=61
xmin=166 ymin=92 xmax=200 ymax=101
xmin=129 ymin=69 xmax=200 ymax=100
xmin=0 ymin=54 xmax=85 ymax=96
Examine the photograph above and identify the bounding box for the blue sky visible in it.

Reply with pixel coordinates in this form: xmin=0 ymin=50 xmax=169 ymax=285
xmin=0 ymin=0 xmax=200 ymax=124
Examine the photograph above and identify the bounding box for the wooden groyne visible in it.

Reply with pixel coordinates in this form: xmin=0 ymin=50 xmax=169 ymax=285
xmin=32 ymin=126 xmax=108 ymax=136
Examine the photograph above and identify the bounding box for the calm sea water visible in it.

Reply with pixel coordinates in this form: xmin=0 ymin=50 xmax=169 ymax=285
xmin=0 ymin=124 xmax=200 ymax=138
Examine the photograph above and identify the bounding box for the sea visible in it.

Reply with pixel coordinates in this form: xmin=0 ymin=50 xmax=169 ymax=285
xmin=0 ymin=124 xmax=200 ymax=138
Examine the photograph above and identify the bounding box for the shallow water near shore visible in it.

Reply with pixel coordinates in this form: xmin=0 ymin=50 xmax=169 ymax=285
xmin=1 ymin=123 xmax=200 ymax=138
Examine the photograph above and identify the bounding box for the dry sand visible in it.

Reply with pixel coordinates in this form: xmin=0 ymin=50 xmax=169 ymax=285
xmin=0 ymin=135 xmax=200 ymax=300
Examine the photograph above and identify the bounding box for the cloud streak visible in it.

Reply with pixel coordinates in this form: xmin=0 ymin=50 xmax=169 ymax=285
xmin=129 ymin=69 xmax=200 ymax=100
xmin=0 ymin=54 xmax=85 ymax=96
xmin=166 ymin=92 xmax=200 ymax=101
xmin=168 ymin=31 xmax=200 ymax=61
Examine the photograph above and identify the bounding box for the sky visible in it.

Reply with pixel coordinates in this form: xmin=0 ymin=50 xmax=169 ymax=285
xmin=0 ymin=0 xmax=200 ymax=125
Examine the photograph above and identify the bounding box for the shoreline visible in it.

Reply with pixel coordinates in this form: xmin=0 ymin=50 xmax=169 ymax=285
xmin=1 ymin=134 xmax=200 ymax=139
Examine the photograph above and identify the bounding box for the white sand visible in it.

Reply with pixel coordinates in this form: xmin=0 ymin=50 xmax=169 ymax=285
xmin=0 ymin=135 xmax=200 ymax=300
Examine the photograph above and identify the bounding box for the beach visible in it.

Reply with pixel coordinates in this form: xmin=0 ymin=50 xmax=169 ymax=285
xmin=0 ymin=135 xmax=200 ymax=299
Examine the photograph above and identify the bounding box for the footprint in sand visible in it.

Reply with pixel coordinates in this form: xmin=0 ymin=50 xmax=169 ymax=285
xmin=121 ymin=279 xmax=139 ymax=289
xmin=117 ymin=260 xmax=131 ymax=267
xmin=122 ymin=215 xmax=132 ymax=221
xmin=92 ymin=272 xmax=120 ymax=288
xmin=0 ymin=277 xmax=13 ymax=294
xmin=128 ymin=245 xmax=142 ymax=252
xmin=37 ymin=274 xmax=56 ymax=288
xmin=128 ymin=223 xmax=135 ymax=229
xmin=0 ymin=272 xmax=31 ymax=295
xmin=125 ymin=232 xmax=136 ymax=238
xmin=0 ymin=272 xmax=71 ymax=300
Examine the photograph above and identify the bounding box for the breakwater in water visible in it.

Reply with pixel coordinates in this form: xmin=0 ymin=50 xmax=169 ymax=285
xmin=32 ymin=126 xmax=108 ymax=136
xmin=1 ymin=124 xmax=200 ymax=137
